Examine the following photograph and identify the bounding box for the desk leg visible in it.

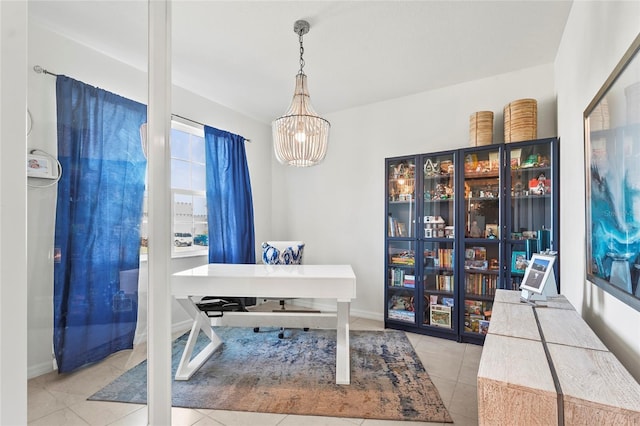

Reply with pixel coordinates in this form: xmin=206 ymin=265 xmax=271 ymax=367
xmin=174 ymin=298 xmax=223 ymax=381
xmin=336 ymin=300 xmax=350 ymax=385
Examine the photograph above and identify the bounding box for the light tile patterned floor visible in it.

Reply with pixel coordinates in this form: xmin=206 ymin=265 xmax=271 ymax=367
xmin=28 ymin=309 xmax=481 ymax=425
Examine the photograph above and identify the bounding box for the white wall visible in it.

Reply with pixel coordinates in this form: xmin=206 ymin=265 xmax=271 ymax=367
xmin=26 ymin=23 xmax=272 ymax=377
xmin=555 ymin=1 xmax=640 ymax=381
xmin=1 ymin=1 xmax=28 ymax=423
xmin=273 ymin=64 xmax=557 ymax=319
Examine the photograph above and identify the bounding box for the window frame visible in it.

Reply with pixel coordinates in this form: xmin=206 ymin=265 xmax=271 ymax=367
xmin=140 ymin=118 xmax=209 ymax=260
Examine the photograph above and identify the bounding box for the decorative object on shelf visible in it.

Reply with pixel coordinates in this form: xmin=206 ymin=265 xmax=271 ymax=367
xmin=525 ymin=238 xmax=538 ymax=260
xmin=469 ymin=220 xmax=482 ymax=238
xmin=272 ymin=20 xmax=330 ymax=167
xmin=423 ymin=159 xmax=440 ymax=176
xmin=537 ymin=228 xmax=551 ymax=253
xmin=504 ymin=98 xmax=537 ymax=142
xmin=584 ymin=32 xmax=640 ymax=311
xmin=529 ymin=173 xmax=549 ymax=195
xmin=440 ymin=160 xmax=454 ymax=174
xmin=469 ymin=111 xmax=494 ymax=146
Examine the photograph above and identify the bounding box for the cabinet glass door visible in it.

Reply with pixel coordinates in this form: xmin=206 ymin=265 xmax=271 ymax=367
xmin=423 ymin=241 xmax=455 ymax=330
xmin=421 ymin=153 xmax=456 ymax=333
xmin=506 ymin=139 xmax=556 ymax=291
xmin=422 ymin=153 xmax=455 ymax=238
xmin=387 ymin=158 xmax=416 ymax=238
xmin=387 ymin=241 xmax=416 ymax=324
xmin=461 ymin=147 xmax=501 ymax=340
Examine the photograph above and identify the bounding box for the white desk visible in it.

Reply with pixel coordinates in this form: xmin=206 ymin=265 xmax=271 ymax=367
xmin=172 ymin=264 xmax=357 ymax=384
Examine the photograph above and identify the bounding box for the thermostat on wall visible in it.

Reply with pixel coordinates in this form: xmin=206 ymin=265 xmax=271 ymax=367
xmin=27 ymin=153 xmax=57 ymax=179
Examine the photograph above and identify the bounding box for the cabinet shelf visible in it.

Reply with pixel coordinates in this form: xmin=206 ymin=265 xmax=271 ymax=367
xmin=424 ymin=173 xmax=453 ymax=180
xmin=389 ymin=200 xmax=415 ymax=204
xmin=464 ymin=294 xmax=495 ymax=302
xmin=465 ymin=196 xmax=500 ymax=202
xmin=511 ymin=194 xmax=551 ymax=200
xmin=465 ymin=171 xmax=499 ymax=179
xmin=511 ymin=165 xmax=550 ymax=174
xmin=424 ymin=198 xmax=454 ymax=202
xmin=388 ymin=285 xmax=416 ymax=291
xmin=424 ymin=266 xmax=454 ymax=272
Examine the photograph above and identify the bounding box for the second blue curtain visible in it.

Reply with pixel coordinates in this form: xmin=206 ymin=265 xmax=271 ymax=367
xmin=204 ymin=126 xmax=255 ymax=265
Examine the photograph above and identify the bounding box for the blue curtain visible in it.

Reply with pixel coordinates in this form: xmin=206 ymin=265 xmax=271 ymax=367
xmin=54 ymin=76 xmax=147 ymax=373
xmin=204 ymin=126 xmax=255 ymax=264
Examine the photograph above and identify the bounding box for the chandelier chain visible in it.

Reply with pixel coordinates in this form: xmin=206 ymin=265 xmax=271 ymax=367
xmin=298 ymin=31 xmax=305 ymax=74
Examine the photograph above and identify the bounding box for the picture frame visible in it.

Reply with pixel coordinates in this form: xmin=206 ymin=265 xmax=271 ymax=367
xmin=511 ymin=251 xmax=527 ymax=274
xmin=584 ymin=33 xmax=640 ymax=311
xmin=485 ymin=224 xmax=498 ymax=239
xmin=520 ymin=253 xmax=556 ymax=295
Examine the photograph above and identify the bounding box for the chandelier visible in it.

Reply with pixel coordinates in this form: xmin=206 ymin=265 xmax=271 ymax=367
xmin=272 ymin=20 xmax=330 ymax=167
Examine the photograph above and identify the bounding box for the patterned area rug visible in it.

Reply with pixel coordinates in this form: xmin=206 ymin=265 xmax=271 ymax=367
xmin=90 ymin=327 xmax=452 ymax=423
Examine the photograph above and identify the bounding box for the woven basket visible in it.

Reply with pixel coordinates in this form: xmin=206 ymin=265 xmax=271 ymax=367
xmin=504 ymin=99 xmax=537 ymax=142
xmin=469 ymin=111 xmax=494 ymax=146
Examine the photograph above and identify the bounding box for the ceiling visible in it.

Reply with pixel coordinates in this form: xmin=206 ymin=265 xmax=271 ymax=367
xmin=29 ymin=1 xmax=573 ymax=124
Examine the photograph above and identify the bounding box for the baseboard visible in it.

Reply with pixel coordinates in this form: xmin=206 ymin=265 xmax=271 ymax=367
xmin=28 ymin=360 xmax=56 ymax=379
xmin=289 ymin=299 xmax=383 ymax=322
xmin=133 ymin=319 xmax=193 ymax=345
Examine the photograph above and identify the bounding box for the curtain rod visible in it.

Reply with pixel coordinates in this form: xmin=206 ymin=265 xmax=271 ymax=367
xmin=33 ymin=65 xmax=251 ymax=142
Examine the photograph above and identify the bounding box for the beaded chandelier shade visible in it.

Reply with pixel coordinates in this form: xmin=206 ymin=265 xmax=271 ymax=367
xmin=272 ymin=20 xmax=330 ymax=167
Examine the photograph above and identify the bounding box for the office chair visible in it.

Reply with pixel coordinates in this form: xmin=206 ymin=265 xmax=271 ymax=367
xmin=255 ymin=241 xmax=308 ymax=338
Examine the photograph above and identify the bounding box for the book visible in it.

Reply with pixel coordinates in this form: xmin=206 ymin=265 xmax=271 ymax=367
xmin=464 ymin=259 xmax=488 ymax=271
xmin=442 ymin=297 xmax=454 ymax=307
xmin=403 ymin=274 xmax=416 ymax=288
xmin=430 ymin=304 xmax=452 ymax=328
xmin=473 ymin=246 xmax=487 ymax=260
xmin=465 ymin=300 xmax=483 ymax=315
xmin=469 ymin=314 xmax=484 ymax=333
xmin=479 ymin=319 xmax=490 ymax=335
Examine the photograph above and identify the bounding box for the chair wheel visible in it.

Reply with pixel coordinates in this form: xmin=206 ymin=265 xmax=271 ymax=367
xmin=303 ymin=328 xmax=309 ymax=332
xmin=253 ymin=327 xmax=259 ymax=333
xmin=278 ymin=332 xmax=284 ymax=339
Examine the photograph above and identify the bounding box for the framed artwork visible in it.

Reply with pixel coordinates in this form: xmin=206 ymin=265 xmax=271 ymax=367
xmin=485 ymin=223 xmax=499 ymax=239
xmin=584 ymin=33 xmax=640 ymax=311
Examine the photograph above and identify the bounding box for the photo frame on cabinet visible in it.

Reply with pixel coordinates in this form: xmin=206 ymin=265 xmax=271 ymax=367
xmin=520 ymin=253 xmax=556 ymax=295
xmin=584 ymin=32 xmax=640 ymax=311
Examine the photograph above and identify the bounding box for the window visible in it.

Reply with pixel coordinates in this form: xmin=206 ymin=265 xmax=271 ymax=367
xmin=140 ymin=119 xmax=208 ymax=257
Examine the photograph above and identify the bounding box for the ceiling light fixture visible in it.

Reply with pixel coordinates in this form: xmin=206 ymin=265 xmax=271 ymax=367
xmin=272 ymin=20 xmax=330 ymax=167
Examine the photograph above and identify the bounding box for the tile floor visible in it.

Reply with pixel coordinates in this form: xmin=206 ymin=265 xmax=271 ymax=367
xmin=28 ymin=311 xmax=481 ymax=425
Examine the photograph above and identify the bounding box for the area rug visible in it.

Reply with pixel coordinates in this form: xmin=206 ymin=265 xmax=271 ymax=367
xmin=90 ymin=327 xmax=452 ymax=423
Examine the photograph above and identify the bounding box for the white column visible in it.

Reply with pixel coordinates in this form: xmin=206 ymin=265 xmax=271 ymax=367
xmin=0 ymin=1 xmax=28 ymax=424
xmin=147 ymin=0 xmax=172 ymax=423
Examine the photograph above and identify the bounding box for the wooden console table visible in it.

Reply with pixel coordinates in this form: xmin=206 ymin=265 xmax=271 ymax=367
xmin=478 ymin=289 xmax=640 ymax=425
